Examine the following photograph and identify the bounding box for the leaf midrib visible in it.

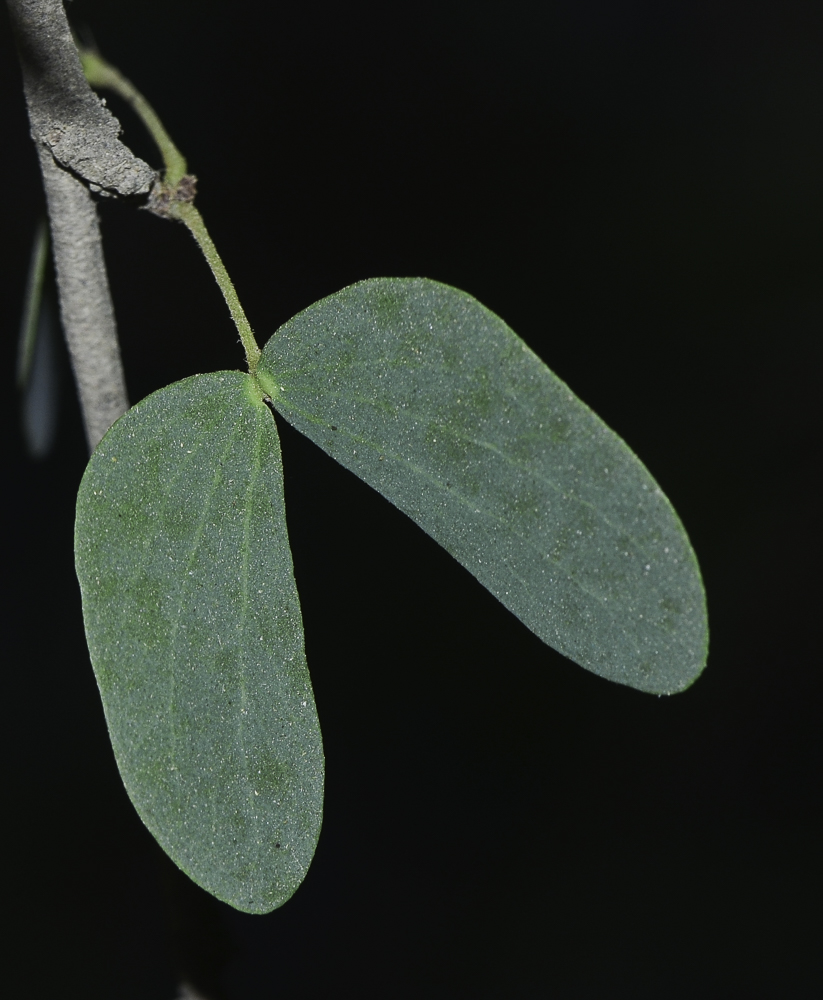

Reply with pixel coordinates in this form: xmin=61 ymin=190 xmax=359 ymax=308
xmin=274 ymin=396 xmax=684 ymax=620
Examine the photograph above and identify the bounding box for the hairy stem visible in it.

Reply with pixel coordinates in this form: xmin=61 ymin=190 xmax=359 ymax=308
xmin=80 ymin=49 xmax=188 ymax=188
xmin=173 ymin=203 xmax=262 ymax=373
xmin=79 ymin=45 xmax=262 ymax=375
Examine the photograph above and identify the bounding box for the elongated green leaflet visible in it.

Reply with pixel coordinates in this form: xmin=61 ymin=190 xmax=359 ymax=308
xmin=259 ymin=278 xmax=708 ymax=695
xmin=75 ymin=372 xmax=323 ymax=913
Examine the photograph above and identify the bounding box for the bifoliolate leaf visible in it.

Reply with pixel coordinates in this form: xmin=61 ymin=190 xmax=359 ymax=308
xmin=75 ymin=372 xmax=323 ymax=913
xmin=259 ymin=278 xmax=708 ymax=695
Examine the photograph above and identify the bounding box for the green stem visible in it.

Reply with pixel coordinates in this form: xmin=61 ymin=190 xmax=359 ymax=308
xmin=174 ymin=202 xmax=261 ymax=372
xmin=79 ymin=49 xmax=188 ymax=187
xmin=79 ymin=46 xmax=262 ymax=375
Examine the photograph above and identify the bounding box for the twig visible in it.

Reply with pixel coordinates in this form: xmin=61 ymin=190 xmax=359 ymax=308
xmin=7 ymin=0 xmax=155 ymax=449
xmin=36 ymin=145 xmax=130 ymax=447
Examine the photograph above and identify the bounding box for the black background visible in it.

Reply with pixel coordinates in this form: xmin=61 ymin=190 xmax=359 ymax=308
xmin=1 ymin=1 xmax=820 ymax=996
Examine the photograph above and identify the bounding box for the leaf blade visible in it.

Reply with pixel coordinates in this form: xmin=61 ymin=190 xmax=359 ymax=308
xmin=259 ymin=278 xmax=707 ymax=694
xmin=75 ymin=371 xmax=323 ymax=913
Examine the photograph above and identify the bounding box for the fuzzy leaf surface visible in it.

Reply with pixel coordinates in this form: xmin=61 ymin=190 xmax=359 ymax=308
xmin=259 ymin=278 xmax=708 ymax=694
xmin=75 ymin=372 xmax=323 ymax=913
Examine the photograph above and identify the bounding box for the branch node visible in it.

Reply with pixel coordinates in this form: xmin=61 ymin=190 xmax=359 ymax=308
xmin=146 ymin=174 xmax=199 ymax=219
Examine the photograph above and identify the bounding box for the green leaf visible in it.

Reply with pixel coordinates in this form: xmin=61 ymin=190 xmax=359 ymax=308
xmin=75 ymin=372 xmax=323 ymax=913
xmin=259 ymin=278 xmax=708 ymax=695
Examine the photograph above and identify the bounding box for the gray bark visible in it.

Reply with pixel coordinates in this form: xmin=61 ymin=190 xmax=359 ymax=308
xmin=37 ymin=146 xmax=130 ymax=447
xmin=8 ymin=0 xmax=154 ymax=196
xmin=7 ymin=0 xmax=156 ymax=449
